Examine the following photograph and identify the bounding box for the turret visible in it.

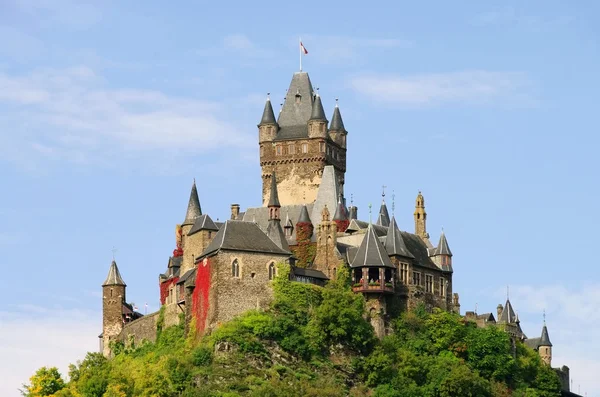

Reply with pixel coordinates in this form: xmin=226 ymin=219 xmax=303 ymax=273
xmin=539 ymin=321 xmax=553 ymax=366
xmin=258 ymin=94 xmax=278 ymax=143
xmin=377 ymin=198 xmax=390 ymax=227
xmin=265 ymin=172 xmax=289 ymax=251
xmin=308 ymin=92 xmax=328 ymax=139
xmin=332 ymin=193 xmax=349 ymax=232
xmin=296 ymin=204 xmax=314 ymax=241
xmin=102 ymin=260 xmax=126 ymax=357
xmin=182 ymin=179 xmax=202 ymax=233
xmin=414 ymin=191 xmax=429 ymax=240
xmin=432 ymin=229 xmax=452 ymax=269
xmin=313 ymin=205 xmax=339 ymax=277
xmin=328 ymin=99 xmax=347 ymax=148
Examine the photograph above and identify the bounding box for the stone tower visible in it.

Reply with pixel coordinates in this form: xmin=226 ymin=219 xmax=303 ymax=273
xmin=180 ymin=180 xmax=202 ymax=275
xmin=539 ymin=323 xmax=553 ymax=366
xmin=414 ymin=191 xmax=430 ymax=242
xmin=102 ymin=260 xmax=126 ymax=357
xmin=313 ymin=205 xmax=338 ymax=277
xmin=259 ymin=72 xmax=347 ymax=206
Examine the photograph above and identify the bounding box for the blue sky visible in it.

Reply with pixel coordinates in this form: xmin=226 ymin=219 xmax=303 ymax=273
xmin=1 ymin=1 xmax=599 ymax=395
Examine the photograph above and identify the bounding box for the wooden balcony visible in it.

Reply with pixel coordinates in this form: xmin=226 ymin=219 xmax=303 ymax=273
xmin=352 ymin=282 xmax=395 ymax=294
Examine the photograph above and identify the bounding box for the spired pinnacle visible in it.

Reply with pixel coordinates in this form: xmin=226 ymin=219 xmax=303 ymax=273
xmin=310 ymin=92 xmax=327 ymax=121
xmin=183 ymin=180 xmax=202 ymax=225
xmin=103 ymin=260 xmax=126 ymax=287
xmin=330 ymin=99 xmax=345 ymax=131
xmin=268 ymin=172 xmax=281 ymax=208
xmin=259 ymin=94 xmax=277 ymax=125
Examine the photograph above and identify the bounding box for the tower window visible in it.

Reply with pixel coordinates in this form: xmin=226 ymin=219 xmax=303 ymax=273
xmin=302 ymin=143 xmax=308 ymax=153
xmin=232 ymin=259 xmax=240 ymax=278
xmin=399 ymin=263 xmax=409 ymax=283
xmin=288 ymin=144 xmax=295 ymax=154
xmin=417 ymin=213 xmax=421 ymax=219
xmin=268 ymin=262 xmax=276 ymax=280
xmin=440 ymin=277 xmax=446 ymax=296
xmin=320 ymin=142 xmax=325 ymax=153
xmin=276 ymin=145 xmax=282 ymax=155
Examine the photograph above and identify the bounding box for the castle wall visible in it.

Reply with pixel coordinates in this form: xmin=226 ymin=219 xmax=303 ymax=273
xmin=192 ymin=256 xmax=212 ymax=333
xmin=366 ymin=295 xmax=386 ymax=339
xmin=181 ymin=230 xmax=216 ymax=276
xmin=119 ymin=311 xmax=159 ymax=348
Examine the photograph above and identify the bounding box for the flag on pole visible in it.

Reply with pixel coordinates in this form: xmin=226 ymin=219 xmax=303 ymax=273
xmin=300 ymin=41 xmax=308 ymax=54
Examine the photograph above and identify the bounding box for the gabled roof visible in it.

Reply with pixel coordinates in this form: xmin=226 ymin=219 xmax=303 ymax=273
xmin=311 ymin=166 xmax=340 ymax=226
xmin=197 ymin=220 xmax=291 ymax=260
xmin=540 ymin=325 xmax=552 ymax=347
xmin=259 ymin=97 xmax=277 ymax=125
xmin=266 ymin=219 xmax=290 ymax=251
xmin=103 ymin=260 xmax=126 ymax=286
xmin=524 ymin=337 xmax=541 ymax=350
xmin=309 ymin=94 xmax=327 ymax=121
xmin=350 ymin=224 xmax=395 ymax=268
xmin=183 ymin=180 xmax=202 ymax=225
xmin=376 ymin=201 xmax=390 ymax=227
xmin=275 ymin=72 xmax=315 ymax=141
xmin=268 ymin=172 xmax=281 ymax=207
xmin=329 ymin=103 xmax=345 ymax=131
xmin=499 ymin=299 xmax=517 ymax=324
xmin=188 ymin=214 xmax=219 ymax=236
xmin=434 ymin=230 xmax=452 ymax=256
xmin=385 ymin=216 xmax=415 ymax=259
xmin=293 ymin=267 xmax=328 ymax=280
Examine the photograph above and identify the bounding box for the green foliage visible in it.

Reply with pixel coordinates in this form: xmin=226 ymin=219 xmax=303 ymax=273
xmin=27 ymin=267 xmax=562 ymax=396
xmin=21 ymin=367 xmax=66 ymax=396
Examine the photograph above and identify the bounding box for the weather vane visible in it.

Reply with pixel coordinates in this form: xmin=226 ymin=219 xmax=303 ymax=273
xmin=392 ymin=190 xmax=396 ymax=215
xmin=112 ymin=246 xmax=118 ymax=261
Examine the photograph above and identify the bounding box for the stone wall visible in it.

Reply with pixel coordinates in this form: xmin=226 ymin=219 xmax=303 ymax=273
xmin=260 ymin=137 xmax=346 ymax=206
xmin=366 ymin=295 xmax=386 ymax=339
xmin=119 ymin=311 xmax=159 ymax=348
xmin=181 ymin=229 xmax=216 ymax=276
xmin=208 ymin=251 xmax=289 ymax=329
xmin=163 ymin=301 xmax=183 ymax=328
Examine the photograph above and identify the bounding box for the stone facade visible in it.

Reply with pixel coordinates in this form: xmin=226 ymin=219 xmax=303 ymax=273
xmin=119 ymin=312 xmax=159 ymax=348
xmin=101 ymin=284 xmax=125 ymax=357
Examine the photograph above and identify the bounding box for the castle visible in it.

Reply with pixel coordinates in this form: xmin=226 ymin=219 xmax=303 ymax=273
xmin=99 ymin=69 xmax=575 ymax=394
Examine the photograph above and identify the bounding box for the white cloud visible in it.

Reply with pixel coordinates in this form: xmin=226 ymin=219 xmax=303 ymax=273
xmin=0 ymin=306 xmax=100 ymax=397
xmin=0 ymin=66 xmax=252 ymax=165
xmin=510 ymin=284 xmax=600 ymax=396
xmin=350 ymin=70 xmax=530 ymax=107
xmin=472 ymin=7 xmax=574 ymax=31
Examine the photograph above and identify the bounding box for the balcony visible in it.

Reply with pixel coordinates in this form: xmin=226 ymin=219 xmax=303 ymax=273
xmin=352 ymin=282 xmax=394 ymax=294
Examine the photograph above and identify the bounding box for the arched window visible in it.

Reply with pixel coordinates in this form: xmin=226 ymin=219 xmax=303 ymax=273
xmin=333 ymin=267 xmax=337 ymax=278
xmin=268 ymin=262 xmax=276 ymax=280
xmin=232 ymin=259 xmax=240 ymax=278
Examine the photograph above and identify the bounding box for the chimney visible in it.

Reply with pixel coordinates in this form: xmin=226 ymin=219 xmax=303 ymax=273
xmin=349 ymin=206 xmax=358 ymax=220
xmin=497 ymin=304 xmax=503 ymax=319
xmin=230 ymin=204 xmax=240 ymax=220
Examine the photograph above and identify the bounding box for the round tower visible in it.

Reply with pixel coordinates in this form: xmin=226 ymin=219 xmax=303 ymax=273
xmin=414 ymin=191 xmax=429 ymax=240
xmin=539 ymin=321 xmax=553 ymax=366
xmin=258 ymin=94 xmax=279 ymax=144
xmin=102 ymin=260 xmax=126 ymax=357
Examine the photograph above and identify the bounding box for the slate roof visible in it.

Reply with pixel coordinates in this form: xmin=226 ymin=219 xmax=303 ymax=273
xmin=183 ymin=180 xmax=202 ymax=225
xmin=311 ymin=166 xmax=341 ymax=226
xmin=332 ymin=194 xmax=348 ymax=221
xmin=197 ymin=220 xmax=291 ymax=260
xmin=499 ymin=299 xmax=517 ymax=324
xmin=274 ymin=72 xmax=315 ymax=141
xmin=540 ymin=325 xmax=552 ymax=346
xmin=103 ymin=260 xmax=126 ymax=286
xmin=376 ymin=201 xmax=390 ymax=227
xmin=347 ymin=219 xmax=388 ymax=236
xmin=350 ymin=224 xmax=395 ymax=268
xmin=259 ymin=97 xmax=277 ymax=125
xmin=293 ymin=267 xmax=329 ymax=280
xmin=310 ymin=94 xmax=327 ymax=121
xmin=434 ymin=230 xmax=452 ymax=256
xmin=188 ymin=214 xmax=219 ymax=236
xmin=524 ymin=337 xmax=541 ymax=349
xmin=176 ymin=268 xmax=196 ymax=286
xmin=268 ymin=172 xmax=281 ymax=207
xmin=266 ymin=219 xmax=290 ymax=251
xmin=297 ymin=205 xmax=312 ymax=224
xmin=329 ymin=104 xmax=345 ymax=131
xmin=243 ymin=204 xmax=315 ymax=243
xmin=385 ymin=216 xmax=415 ymax=259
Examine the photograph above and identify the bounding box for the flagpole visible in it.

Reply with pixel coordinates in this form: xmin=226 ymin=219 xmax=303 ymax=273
xmin=299 ymin=37 xmax=302 ymax=72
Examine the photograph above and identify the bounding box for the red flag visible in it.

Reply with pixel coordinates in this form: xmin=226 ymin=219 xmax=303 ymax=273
xmin=300 ymin=42 xmax=308 ymax=55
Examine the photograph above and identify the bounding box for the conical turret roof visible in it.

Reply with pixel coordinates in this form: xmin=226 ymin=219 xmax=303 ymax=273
xmin=259 ymin=96 xmax=277 ymax=125
xmin=309 ymin=93 xmax=327 ymax=121
xmin=376 ymin=201 xmax=390 ymax=227
xmin=268 ymin=172 xmax=281 ymax=207
xmin=329 ymin=103 xmax=345 ymax=131
xmin=266 ymin=218 xmax=290 ymax=251
xmin=435 ymin=230 xmax=452 ymax=256
xmin=499 ymin=299 xmax=517 ymax=324
xmin=297 ymin=205 xmax=312 ymax=224
xmin=333 ymin=194 xmax=348 ymax=221
xmin=183 ymin=180 xmax=202 ymax=225
xmin=540 ymin=325 xmax=552 ymax=346
xmin=103 ymin=260 xmax=126 ymax=286
xmin=351 ymin=223 xmax=395 ymax=268
xmin=385 ymin=216 xmax=415 ymax=258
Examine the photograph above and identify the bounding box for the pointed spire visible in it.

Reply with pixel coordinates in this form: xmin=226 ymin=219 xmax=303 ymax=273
xmin=266 ymin=218 xmax=290 ymax=251
xmin=435 ymin=229 xmax=452 ymax=256
xmin=376 ymin=196 xmax=390 ymax=228
xmin=183 ymin=179 xmax=202 ymax=225
xmin=499 ymin=299 xmax=517 ymax=324
xmin=333 ymin=193 xmax=348 ymax=221
xmin=268 ymin=172 xmax=281 ymax=208
xmin=329 ymin=98 xmax=345 ymax=131
xmin=309 ymin=92 xmax=327 ymax=121
xmin=350 ymin=223 xmax=395 ymax=268
xmin=385 ymin=216 xmax=415 ymax=258
xmin=259 ymin=93 xmax=277 ymax=125
xmin=540 ymin=323 xmax=553 ymax=347
xmin=103 ymin=260 xmax=126 ymax=287
xmin=297 ymin=204 xmax=312 ymax=224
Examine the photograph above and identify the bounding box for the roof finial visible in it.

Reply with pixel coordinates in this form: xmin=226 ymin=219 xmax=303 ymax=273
xmin=112 ymin=246 xmax=118 ymax=261
xmin=335 ymin=97 xmax=339 ymax=108
xmin=279 ymin=103 xmax=283 ymax=113
xmin=350 ymin=193 xmax=354 ymax=206
xmin=392 ymin=190 xmax=395 ymax=215
xmin=267 ymin=92 xmax=270 ymax=100
xmin=543 ymin=309 xmax=546 ymax=325
xmin=368 ymin=203 xmax=372 ymax=223
xmin=382 ymin=185 xmax=387 ymax=202
xmin=507 ymin=285 xmax=510 ymax=300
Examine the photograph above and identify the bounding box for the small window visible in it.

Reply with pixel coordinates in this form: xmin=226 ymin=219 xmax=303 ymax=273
xmin=288 ymin=144 xmax=295 ymax=154
xmin=425 ymin=274 xmax=433 ymax=293
xmin=399 ymin=263 xmax=409 ymax=284
xmin=268 ymin=262 xmax=276 ymax=280
xmin=412 ymin=271 xmax=421 ymax=286
xmin=232 ymin=259 xmax=240 ymax=278
xmin=302 ymin=143 xmax=308 ymax=153
xmin=440 ymin=277 xmax=446 ymax=297
xmin=319 ymin=142 xmax=325 ymax=153
xmin=333 ymin=267 xmax=337 ymax=278
xmin=276 ymin=145 xmax=282 ymax=155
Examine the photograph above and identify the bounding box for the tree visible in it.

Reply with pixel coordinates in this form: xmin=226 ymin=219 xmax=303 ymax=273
xmin=21 ymin=367 xmax=66 ymax=396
